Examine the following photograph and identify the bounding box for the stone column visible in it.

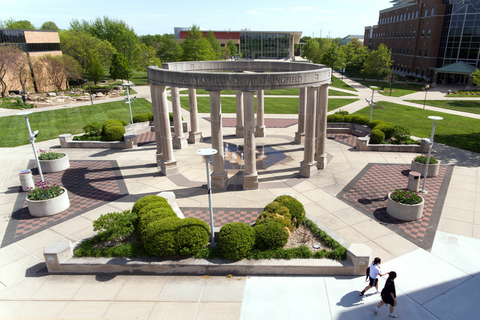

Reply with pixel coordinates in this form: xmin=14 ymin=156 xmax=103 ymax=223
xmin=243 ymin=91 xmax=258 ymax=189
xmin=171 ymin=87 xmax=187 ymax=149
xmin=299 ymin=86 xmax=317 ymax=178
xmin=294 ymin=87 xmax=307 ymax=144
xmin=315 ymin=84 xmax=328 ymax=169
xmin=255 ymin=90 xmax=266 ymax=137
xmin=209 ymin=90 xmax=228 ymax=189
xmin=188 ymin=88 xmax=202 ymax=143
xmin=235 ymin=90 xmax=244 ymax=138
xmin=150 ymin=84 xmax=178 ymax=176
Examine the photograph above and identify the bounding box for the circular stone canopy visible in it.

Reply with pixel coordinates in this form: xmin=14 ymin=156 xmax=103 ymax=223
xmin=148 ymin=61 xmax=331 ymax=91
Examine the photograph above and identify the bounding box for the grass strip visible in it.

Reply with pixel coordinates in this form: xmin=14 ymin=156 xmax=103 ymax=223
xmin=405 ymin=99 xmax=480 ymax=115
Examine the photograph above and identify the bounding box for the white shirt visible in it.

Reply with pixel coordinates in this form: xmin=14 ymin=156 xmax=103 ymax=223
xmin=369 ymin=262 xmax=381 ymax=279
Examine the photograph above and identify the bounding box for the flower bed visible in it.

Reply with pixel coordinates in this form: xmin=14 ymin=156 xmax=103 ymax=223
xmin=38 ymin=149 xmax=69 ymax=173
xmin=411 ymin=155 xmax=440 ymax=177
xmin=26 ymin=181 xmax=70 ymax=217
xmin=386 ymin=189 xmax=424 ymax=221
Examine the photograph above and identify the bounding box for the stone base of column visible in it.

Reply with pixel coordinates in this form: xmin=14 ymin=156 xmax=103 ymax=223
xmin=156 ymin=152 xmax=163 ymax=165
xmin=211 ymin=172 xmax=228 ymax=190
xmin=243 ymin=172 xmax=259 ymax=190
xmin=188 ymin=131 xmax=202 ymax=144
xmin=315 ymin=154 xmax=327 ymax=169
xmin=236 ymin=126 xmax=244 ymax=138
xmin=299 ymin=161 xmax=317 ymax=178
xmin=173 ymin=136 xmax=188 ymax=149
xmin=255 ymin=126 xmax=266 ymax=137
xmin=294 ymin=132 xmax=305 ymax=145
xmin=159 ymin=160 xmax=179 ymax=176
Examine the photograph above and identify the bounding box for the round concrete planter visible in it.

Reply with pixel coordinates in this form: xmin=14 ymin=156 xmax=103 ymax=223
xmin=26 ymin=188 xmax=70 ymax=217
xmin=411 ymin=160 xmax=440 ymax=177
xmin=386 ymin=192 xmax=424 ymax=221
xmin=39 ymin=154 xmax=70 ymax=173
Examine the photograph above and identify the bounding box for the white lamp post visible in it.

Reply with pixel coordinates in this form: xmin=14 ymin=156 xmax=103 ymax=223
xmin=17 ymin=111 xmax=44 ymax=182
xmin=420 ymin=116 xmax=443 ymax=194
xmin=196 ymin=148 xmax=218 ymax=247
xmin=122 ymin=83 xmax=135 ymax=124
xmin=423 ymin=85 xmax=430 ymax=110
xmin=367 ymin=86 xmax=378 ymax=122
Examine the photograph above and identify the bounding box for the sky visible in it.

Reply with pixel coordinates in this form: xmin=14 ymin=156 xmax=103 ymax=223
xmin=1 ymin=0 xmax=394 ymax=38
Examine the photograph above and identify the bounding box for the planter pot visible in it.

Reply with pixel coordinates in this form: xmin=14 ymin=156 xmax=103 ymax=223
xmin=386 ymin=192 xmax=424 ymax=221
xmin=39 ymin=154 xmax=70 ymax=173
xmin=411 ymin=160 xmax=440 ymax=177
xmin=26 ymin=188 xmax=70 ymax=217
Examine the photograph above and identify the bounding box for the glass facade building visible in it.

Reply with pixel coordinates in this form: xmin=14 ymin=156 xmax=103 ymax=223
xmin=240 ymin=32 xmax=292 ymax=59
xmin=0 ymin=29 xmax=61 ymax=52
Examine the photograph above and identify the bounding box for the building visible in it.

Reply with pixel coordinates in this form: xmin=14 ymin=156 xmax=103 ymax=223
xmin=0 ymin=29 xmax=63 ymax=93
xmin=174 ymin=27 xmax=302 ymax=59
xmin=364 ymin=0 xmax=480 ymax=86
xmin=342 ymin=34 xmax=364 ymax=45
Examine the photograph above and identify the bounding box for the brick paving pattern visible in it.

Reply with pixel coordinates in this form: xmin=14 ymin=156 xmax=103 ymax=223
xmin=327 ymin=133 xmax=357 ymax=148
xmin=2 ymin=160 xmax=128 ymax=247
xmin=339 ymin=163 xmax=452 ymax=250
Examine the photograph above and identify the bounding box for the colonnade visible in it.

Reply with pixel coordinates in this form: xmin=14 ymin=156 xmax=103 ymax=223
xmin=149 ymin=84 xmax=329 ymax=189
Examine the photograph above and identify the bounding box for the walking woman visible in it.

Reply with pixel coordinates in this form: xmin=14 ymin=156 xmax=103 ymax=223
xmin=374 ymin=271 xmax=398 ymax=318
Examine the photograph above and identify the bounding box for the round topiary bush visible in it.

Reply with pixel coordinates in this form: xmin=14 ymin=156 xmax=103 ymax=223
xmin=254 ymin=221 xmax=290 ymax=250
xmin=273 ymin=195 xmax=306 ymax=228
xmin=175 ymin=218 xmax=210 ymax=256
xmin=137 ymin=207 xmax=178 ymax=237
xmin=138 ymin=201 xmax=173 ymax=217
xmin=327 ymin=114 xmax=344 ymax=122
xmin=218 ymin=222 xmax=255 ymax=260
xmin=132 ymin=113 xmax=150 ymax=123
xmin=103 ymin=125 xmax=126 ymax=141
xmin=142 ymin=217 xmax=179 ymax=256
xmin=132 ymin=195 xmax=168 ymax=214
xmin=375 ymin=123 xmax=395 ymax=140
xmin=256 ymin=210 xmax=292 ymax=230
xmin=103 ymin=119 xmax=124 ymax=129
xmin=370 ymin=129 xmax=385 ymax=144
xmin=368 ymin=120 xmax=384 ymax=129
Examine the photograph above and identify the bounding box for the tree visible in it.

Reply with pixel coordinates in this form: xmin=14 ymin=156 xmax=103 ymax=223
xmin=86 ymin=50 xmax=104 ymax=85
xmin=39 ymin=54 xmax=81 ymax=91
xmin=0 ymin=44 xmax=19 ymax=97
xmin=40 ymin=21 xmax=60 ymax=31
xmin=11 ymin=49 xmax=31 ymax=94
xmin=132 ymin=43 xmax=161 ymax=71
xmin=59 ymin=30 xmax=115 ymax=73
xmin=227 ymin=39 xmax=237 ymax=57
xmin=62 ymin=55 xmax=82 ymax=88
xmin=221 ymin=47 xmax=231 ymax=60
xmin=363 ymin=44 xmax=393 ymax=85
xmin=181 ymin=25 xmax=215 ymax=61
xmin=342 ymin=38 xmax=369 ymax=72
xmin=321 ymin=44 xmax=346 ymax=72
xmin=155 ymin=34 xmax=182 ymax=62
xmin=3 ymin=18 xmax=35 ymax=30
xmin=206 ymin=31 xmax=221 ymax=59
xmin=473 ymin=69 xmax=480 ymax=87
xmin=109 ymin=53 xmax=130 ymax=81
xmin=302 ymin=39 xmax=321 ymax=63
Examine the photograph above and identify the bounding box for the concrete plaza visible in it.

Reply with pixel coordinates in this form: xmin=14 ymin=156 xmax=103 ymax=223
xmin=0 ymin=73 xmax=479 ymax=319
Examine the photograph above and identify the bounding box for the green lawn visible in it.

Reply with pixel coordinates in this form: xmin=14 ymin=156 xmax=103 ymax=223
xmin=176 ymin=97 xmax=359 ymax=114
xmin=119 ymin=88 xmax=138 ymax=96
xmin=353 ymin=101 xmax=480 ymax=153
xmin=129 ymin=71 xmax=149 ymax=86
xmin=405 ymin=100 xmax=480 ymax=115
xmin=363 ymin=81 xmax=424 ymax=97
xmin=0 ymin=98 xmax=153 ymax=147
xmin=331 ymin=75 xmax=357 ymax=92
xmin=329 ymin=89 xmax=357 ymax=96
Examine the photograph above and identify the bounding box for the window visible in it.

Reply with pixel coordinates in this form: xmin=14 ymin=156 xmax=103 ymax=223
xmin=431 ymin=8 xmax=434 ymax=16
xmin=408 ymin=12 xmax=411 ymax=19
xmin=416 ymin=11 xmax=418 ymax=18
xmin=425 ymin=9 xmax=428 ymax=17
xmin=425 ymin=50 xmax=428 ymax=56
xmin=413 ymin=30 xmax=416 ymax=37
xmin=428 ymin=30 xmax=431 ymax=37
xmin=407 ymin=49 xmax=409 ymax=54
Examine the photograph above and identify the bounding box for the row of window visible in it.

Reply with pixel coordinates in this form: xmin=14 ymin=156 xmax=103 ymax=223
xmin=379 ymin=8 xmax=435 ymax=24
xmin=2 ymin=42 xmax=61 ymax=52
xmin=240 ymin=33 xmax=291 ymax=59
xmin=0 ymin=29 xmax=26 ymax=43
xmin=372 ymin=29 xmax=431 ymax=39
xmin=392 ymin=47 xmax=429 ymax=57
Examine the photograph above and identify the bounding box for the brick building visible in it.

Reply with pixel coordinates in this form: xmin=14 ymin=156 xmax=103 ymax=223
xmin=365 ymin=0 xmax=480 ymax=85
xmin=0 ymin=29 xmax=63 ymax=93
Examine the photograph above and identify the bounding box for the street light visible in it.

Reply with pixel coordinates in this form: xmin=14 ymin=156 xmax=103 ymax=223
xmin=84 ymin=78 xmax=93 ymax=106
xmin=122 ymin=83 xmax=135 ymax=124
xmin=423 ymin=84 xmax=430 ymax=110
xmin=17 ymin=111 xmax=44 ymax=182
xmin=197 ymin=148 xmax=218 ymax=247
xmin=419 ymin=116 xmax=443 ymax=194
xmin=367 ymin=86 xmax=378 ymax=122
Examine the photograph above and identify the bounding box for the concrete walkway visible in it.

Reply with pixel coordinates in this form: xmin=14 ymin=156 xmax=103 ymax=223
xmin=0 ymin=75 xmax=479 ymax=319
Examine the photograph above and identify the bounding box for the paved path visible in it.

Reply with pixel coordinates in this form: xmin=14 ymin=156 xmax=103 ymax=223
xmin=0 ymin=73 xmax=479 ymax=319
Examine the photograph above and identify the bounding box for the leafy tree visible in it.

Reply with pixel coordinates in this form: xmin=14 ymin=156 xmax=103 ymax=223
xmin=321 ymin=44 xmax=346 ymax=72
xmin=221 ymin=46 xmax=231 ymax=60
xmin=11 ymin=49 xmax=31 ymax=94
xmin=205 ymin=31 xmax=221 ymax=59
xmin=133 ymin=43 xmax=161 ymax=71
xmin=40 ymin=21 xmax=60 ymax=31
xmin=342 ymin=38 xmax=369 ymax=72
xmin=473 ymin=69 xmax=480 ymax=87
xmin=3 ymin=18 xmax=35 ymax=30
xmin=39 ymin=54 xmax=81 ymax=91
xmin=86 ymin=50 xmax=104 ymax=85
xmin=59 ymin=30 xmax=115 ymax=73
xmin=302 ymin=39 xmax=321 ymax=63
xmin=227 ymin=39 xmax=237 ymax=57
xmin=363 ymin=44 xmax=393 ymax=85
xmin=62 ymin=55 xmax=82 ymax=87
xmin=139 ymin=34 xmax=161 ymax=47
xmin=109 ymin=53 xmax=130 ymax=81
xmin=0 ymin=44 xmax=19 ymax=97
xmin=181 ymin=25 xmax=215 ymax=61
xmin=155 ymin=34 xmax=182 ymax=62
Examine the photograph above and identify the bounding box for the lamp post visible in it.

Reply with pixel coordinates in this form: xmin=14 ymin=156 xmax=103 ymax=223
xmin=122 ymin=83 xmax=135 ymax=124
xmin=420 ymin=116 xmax=443 ymax=194
xmin=17 ymin=111 xmax=44 ymax=182
xmin=84 ymin=78 xmax=93 ymax=106
xmin=366 ymin=86 xmax=378 ymax=122
xmin=423 ymin=84 xmax=430 ymax=110
xmin=197 ymin=148 xmax=218 ymax=247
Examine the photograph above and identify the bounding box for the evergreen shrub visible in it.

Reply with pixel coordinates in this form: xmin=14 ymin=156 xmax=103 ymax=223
xmin=175 ymin=218 xmax=210 ymax=256
xmin=375 ymin=123 xmax=395 ymax=139
xmin=273 ymin=195 xmax=306 ymax=228
xmin=132 ymin=113 xmax=150 ymax=123
xmin=254 ymin=221 xmax=289 ymax=250
xmin=103 ymin=125 xmax=125 ymax=141
xmin=351 ymin=115 xmax=369 ymax=125
xmin=327 ymin=114 xmax=344 ymax=122
xmin=370 ymin=129 xmax=385 ymax=144
xmin=132 ymin=195 xmax=168 ymax=214
xmin=367 ymin=120 xmax=384 ymax=129
xmin=142 ymin=217 xmax=179 ymax=256
xmin=218 ymin=223 xmax=255 ymax=260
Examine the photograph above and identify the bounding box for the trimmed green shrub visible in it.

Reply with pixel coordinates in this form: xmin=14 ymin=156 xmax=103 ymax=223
xmin=375 ymin=123 xmax=395 ymax=140
xmin=370 ymin=129 xmax=385 ymax=144
xmin=132 ymin=113 xmax=149 ymax=123
xmin=274 ymin=195 xmax=306 ymax=228
xmin=142 ymin=217 xmax=179 ymax=256
xmin=132 ymin=195 xmax=168 ymax=214
xmin=254 ymin=221 xmax=289 ymax=250
xmin=351 ymin=115 xmax=369 ymax=125
xmin=218 ymin=223 xmax=255 ymax=260
xmin=137 ymin=207 xmax=178 ymax=237
xmin=138 ymin=201 xmax=173 ymax=217
xmin=392 ymin=125 xmax=411 ymax=144
xmin=175 ymin=218 xmax=210 ymax=256
xmin=256 ymin=211 xmax=292 ymax=230
xmin=367 ymin=120 xmax=384 ymax=129
xmin=146 ymin=112 xmax=153 ymax=121
xmin=168 ymin=113 xmax=184 ymax=122
xmin=343 ymin=115 xmax=353 ymax=122
xmin=334 ymin=110 xmax=349 ymax=116
xmin=83 ymin=122 xmax=102 ymax=137
xmin=103 ymin=125 xmax=125 ymax=141
xmin=103 ymin=119 xmax=125 ymax=129
xmin=327 ymin=114 xmax=344 ymax=122
xmin=92 ymin=210 xmax=137 ymax=242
